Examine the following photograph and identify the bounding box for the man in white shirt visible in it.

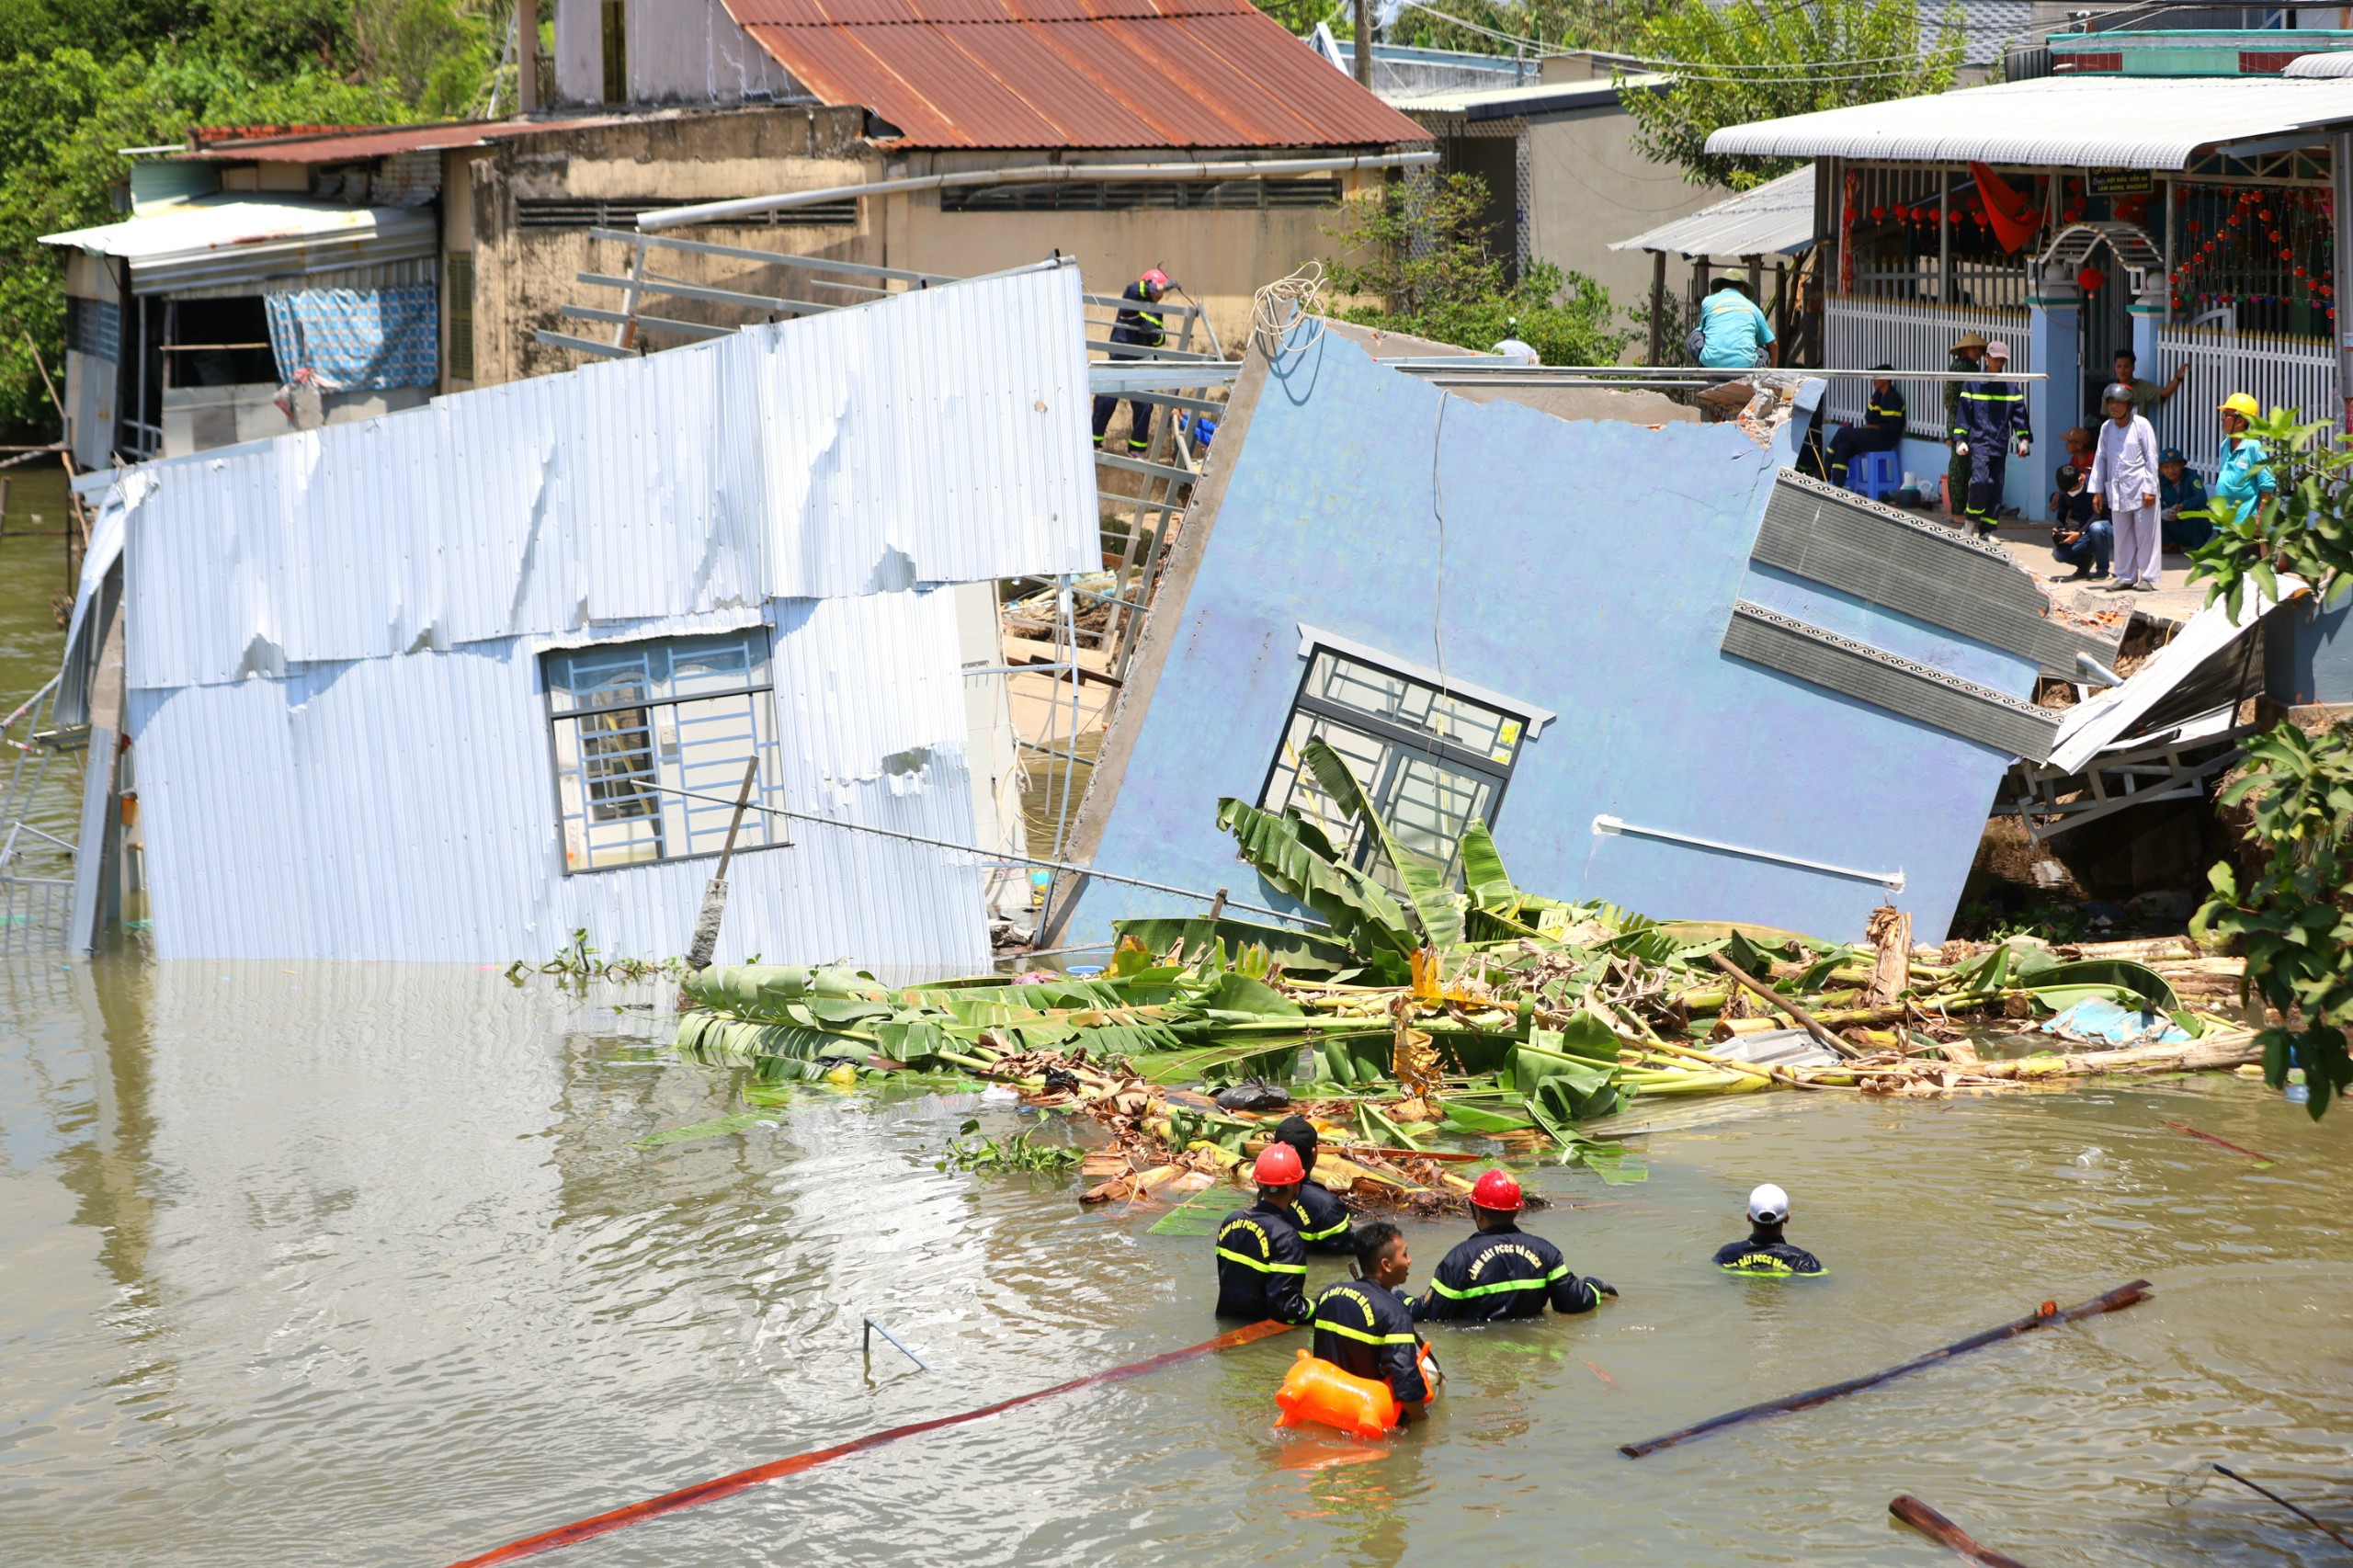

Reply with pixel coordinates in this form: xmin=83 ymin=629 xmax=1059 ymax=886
xmin=2089 ymin=381 xmax=2164 ymax=592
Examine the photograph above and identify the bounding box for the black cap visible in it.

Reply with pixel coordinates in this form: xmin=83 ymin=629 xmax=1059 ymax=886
xmin=1273 ymin=1114 xmax=1318 ymax=1176
xmin=1871 ymin=363 xmax=1894 ymax=372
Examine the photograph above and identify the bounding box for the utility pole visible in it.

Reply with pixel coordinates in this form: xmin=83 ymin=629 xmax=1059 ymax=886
xmin=1353 ymin=0 xmax=1372 ymax=87
xmin=517 ymin=0 xmax=540 ymax=113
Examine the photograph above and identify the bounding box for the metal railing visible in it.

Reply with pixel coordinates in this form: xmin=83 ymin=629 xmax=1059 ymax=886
xmin=1 ymin=676 xmax=82 ymax=955
xmin=2154 ymin=324 xmax=2336 ymax=483
xmin=1823 ymin=293 xmax=2032 ymax=437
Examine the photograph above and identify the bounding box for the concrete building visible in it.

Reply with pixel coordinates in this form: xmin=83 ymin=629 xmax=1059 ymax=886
xmin=1051 ymin=325 xmax=2126 ymax=949
xmin=40 ymin=0 xmax=1426 ymax=465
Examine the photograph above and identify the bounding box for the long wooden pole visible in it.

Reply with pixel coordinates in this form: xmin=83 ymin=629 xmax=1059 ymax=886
xmin=1709 ymin=949 xmax=1863 ymax=1061
xmin=683 ymin=756 xmax=760 ymax=971
xmin=2211 ymin=1466 xmax=2353 ymax=1551
xmin=1620 ymin=1281 xmax=2154 ymax=1458
xmin=1890 ymin=1496 xmax=2033 ymax=1567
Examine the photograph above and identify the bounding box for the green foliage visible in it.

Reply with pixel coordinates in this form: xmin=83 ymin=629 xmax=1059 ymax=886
xmin=1620 ymin=0 xmax=1962 ymax=190
xmin=0 ymin=0 xmax=502 ymax=438
xmin=1301 ymin=736 xmax=1464 ymax=949
xmin=938 ymin=1118 xmax=1083 ymax=1174
xmin=1377 ymin=0 xmax=1668 ymax=56
xmin=2186 ymin=404 xmax=2353 ymax=619
xmin=507 ymin=926 xmax=686 ymax=983
xmin=1214 ymin=795 xmax=1418 ymax=974
xmin=1321 ymin=172 xmax=1632 ymax=365
xmin=2193 ymin=722 xmax=2353 ymax=1118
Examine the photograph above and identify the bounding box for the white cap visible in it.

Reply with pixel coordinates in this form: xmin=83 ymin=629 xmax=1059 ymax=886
xmin=1746 ymin=1183 xmax=1790 ymax=1224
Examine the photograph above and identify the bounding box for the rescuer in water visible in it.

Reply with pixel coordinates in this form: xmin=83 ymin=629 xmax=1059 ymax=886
xmin=1411 ymin=1168 xmax=1615 ymax=1322
xmin=1309 ymin=1220 xmax=1431 ymax=1424
xmin=1712 ymin=1183 xmax=1824 ymax=1277
xmin=1214 ymin=1142 xmax=1313 ymax=1324
xmin=1272 ymin=1115 xmax=1357 ymax=1255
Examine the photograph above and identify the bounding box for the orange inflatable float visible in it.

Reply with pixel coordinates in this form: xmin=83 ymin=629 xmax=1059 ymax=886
xmin=1273 ymin=1350 xmax=1421 ymax=1439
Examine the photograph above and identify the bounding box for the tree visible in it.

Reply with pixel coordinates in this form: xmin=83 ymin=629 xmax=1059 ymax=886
xmin=1620 ymin=0 xmax=1962 ymax=191
xmin=1320 ymin=172 xmax=1632 ymax=367
xmin=2183 ymin=405 xmax=2353 ymax=1118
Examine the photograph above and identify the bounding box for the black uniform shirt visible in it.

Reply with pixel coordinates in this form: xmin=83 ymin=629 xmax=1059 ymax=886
xmin=1712 ymin=1225 xmax=1824 ymax=1278
xmin=1214 ymin=1199 xmax=1312 ymax=1323
xmin=1311 ymin=1278 xmax=1428 ymax=1405
xmin=1410 ymin=1221 xmax=1600 ymax=1322
xmin=1109 ymin=281 xmax=1165 ymax=350
xmin=1288 ymin=1179 xmax=1356 ymax=1255
xmin=1865 ymin=385 xmax=1906 ymax=439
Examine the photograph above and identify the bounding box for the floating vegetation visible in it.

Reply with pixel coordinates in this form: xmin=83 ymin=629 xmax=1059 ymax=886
xmin=938 ymin=1119 xmax=1084 ymax=1175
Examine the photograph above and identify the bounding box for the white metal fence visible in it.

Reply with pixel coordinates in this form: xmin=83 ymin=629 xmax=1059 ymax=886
xmin=1824 ymin=294 xmax=2032 ymax=437
xmin=2154 ymin=324 xmax=2336 ymax=483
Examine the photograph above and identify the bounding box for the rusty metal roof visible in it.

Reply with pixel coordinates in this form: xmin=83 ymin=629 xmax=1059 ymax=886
xmin=723 ymin=0 xmax=1429 ymax=148
xmin=178 ymin=118 xmax=618 ymax=164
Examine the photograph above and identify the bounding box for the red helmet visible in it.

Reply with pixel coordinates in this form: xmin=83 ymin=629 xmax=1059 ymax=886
xmin=1471 ymin=1168 xmax=1523 ymax=1211
xmin=1140 ymin=267 xmax=1170 ymax=290
xmin=1253 ymin=1142 xmax=1305 ymax=1185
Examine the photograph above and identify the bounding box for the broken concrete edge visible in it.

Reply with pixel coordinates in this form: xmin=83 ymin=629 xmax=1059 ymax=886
xmin=1039 ymin=329 xmax=1278 ymax=949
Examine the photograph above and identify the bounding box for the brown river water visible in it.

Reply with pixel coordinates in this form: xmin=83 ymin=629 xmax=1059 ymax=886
xmin=3 ymin=470 xmax=2350 ymax=1566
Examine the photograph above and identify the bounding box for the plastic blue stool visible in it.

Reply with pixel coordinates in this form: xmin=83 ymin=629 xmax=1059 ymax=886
xmin=1846 ymin=448 xmax=1902 ymax=501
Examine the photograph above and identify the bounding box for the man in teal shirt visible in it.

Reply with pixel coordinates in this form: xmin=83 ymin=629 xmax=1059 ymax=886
xmin=2213 ymin=392 xmax=2278 ymax=528
xmin=1697 ymin=278 xmax=1776 ymax=369
xmin=1694 ymin=278 xmax=1776 ymax=419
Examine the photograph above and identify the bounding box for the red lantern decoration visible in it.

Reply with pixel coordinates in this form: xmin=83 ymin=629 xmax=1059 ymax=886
xmin=2077 ymin=265 xmax=2107 ymax=294
xmin=1870 ymin=205 xmax=1885 ymax=221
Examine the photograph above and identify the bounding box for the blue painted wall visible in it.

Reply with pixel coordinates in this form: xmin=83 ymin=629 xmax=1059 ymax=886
xmin=1070 ymin=334 xmax=2035 ymax=949
xmin=2265 ymin=585 xmax=2353 ymax=706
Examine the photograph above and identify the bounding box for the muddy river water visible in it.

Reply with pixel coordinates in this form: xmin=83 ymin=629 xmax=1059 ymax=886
xmin=3 ymin=961 xmax=2348 ymax=1567
xmin=3 ymin=478 xmax=2350 ymax=1565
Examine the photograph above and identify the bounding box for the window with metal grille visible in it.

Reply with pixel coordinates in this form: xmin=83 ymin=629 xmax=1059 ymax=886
xmin=543 ymin=630 xmax=779 ymax=874
xmin=65 ymin=295 xmax=120 ymax=360
xmin=1257 ymin=644 xmax=1533 ymax=887
xmin=940 ymin=176 xmax=1342 ymax=213
xmin=446 ymin=252 xmax=474 ymax=381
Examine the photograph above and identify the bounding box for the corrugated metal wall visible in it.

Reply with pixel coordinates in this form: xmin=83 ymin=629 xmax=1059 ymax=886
xmin=130 ymin=590 xmax=994 ymax=968
xmin=118 ymin=265 xmax=1098 ymax=967
xmin=123 ymin=265 xmax=1097 ymax=691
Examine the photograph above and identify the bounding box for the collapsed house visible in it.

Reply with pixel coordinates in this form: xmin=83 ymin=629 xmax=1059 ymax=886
xmin=1051 ymin=324 xmax=2135 ymax=948
xmin=51 ymin=263 xmax=1096 ymax=967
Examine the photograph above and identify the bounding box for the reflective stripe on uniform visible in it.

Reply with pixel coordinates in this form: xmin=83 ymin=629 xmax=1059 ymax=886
xmin=1297 ymin=1221 xmax=1350 ymax=1242
xmin=1215 ymin=1246 xmax=1306 ymax=1274
xmin=1959 ymin=390 xmax=2023 ymax=402
xmin=1315 ymin=1317 xmax=1420 ymax=1346
xmin=1426 ymin=1264 xmax=1568 ymax=1300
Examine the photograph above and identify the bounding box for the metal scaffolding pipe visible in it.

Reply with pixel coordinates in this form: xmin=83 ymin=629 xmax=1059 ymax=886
xmin=637 ymin=151 xmax=1440 ymax=233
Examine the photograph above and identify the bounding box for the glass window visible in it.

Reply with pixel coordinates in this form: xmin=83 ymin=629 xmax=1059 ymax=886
xmin=544 ymin=629 xmax=778 ymax=873
xmin=1258 ymin=646 xmax=1531 ymax=887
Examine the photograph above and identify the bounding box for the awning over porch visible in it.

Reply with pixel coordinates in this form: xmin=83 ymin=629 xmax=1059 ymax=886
xmin=1704 ymin=75 xmax=2353 ymax=171
xmin=1610 ymin=165 xmax=1813 ymax=259
xmin=40 ymin=196 xmax=436 ymax=293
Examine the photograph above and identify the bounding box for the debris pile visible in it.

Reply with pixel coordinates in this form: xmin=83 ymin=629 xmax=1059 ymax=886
xmin=669 ymin=741 xmax=2258 ymax=1199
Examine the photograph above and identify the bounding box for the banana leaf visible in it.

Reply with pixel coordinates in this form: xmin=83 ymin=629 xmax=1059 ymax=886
xmin=1111 ymin=915 xmax=1359 ymax=976
xmin=1300 ymin=738 xmax=1465 ymax=950
xmin=1198 ymin=970 xmax=1304 ymax=1018
xmin=633 ymin=1111 xmax=769 ymax=1148
xmin=1319 ymin=1033 xmax=1395 ymax=1087
xmin=1147 ymin=1184 xmax=1235 ymax=1236
xmin=1216 ymin=797 xmax=1415 ymax=973
xmin=1441 ymin=1100 xmax=1534 ymax=1134
xmin=2024 ymin=958 xmax=2183 ymax=1014
xmin=1461 ymin=818 xmax=1516 ymax=909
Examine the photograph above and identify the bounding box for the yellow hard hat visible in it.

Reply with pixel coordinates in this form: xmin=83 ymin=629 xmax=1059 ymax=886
xmin=2219 ymin=392 xmax=2259 ymax=419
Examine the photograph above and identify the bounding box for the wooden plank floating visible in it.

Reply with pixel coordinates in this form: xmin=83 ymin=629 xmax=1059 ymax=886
xmin=1619 ymin=1281 xmax=2154 ymax=1459
xmin=1889 ymin=1495 xmax=2034 ymax=1567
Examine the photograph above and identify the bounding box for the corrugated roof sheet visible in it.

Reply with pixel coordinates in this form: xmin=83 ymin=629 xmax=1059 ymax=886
xmin=1611 ymin=164 xmax=1813 ymax=257
xmin=117 ymin=262 xmax=1098 ymax=691
xmin=1390 ymin=74 xmax=1665 ymax=121
xmin=177 ymin=118 xmax=616 ymax=164
xmin=723 ymin=0 xmax=1429 ymax=148
xmin=39 ymin=197 xmax=436 ymax=291
xmin=1707 ymin=75 xmax=2353 ymax=169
